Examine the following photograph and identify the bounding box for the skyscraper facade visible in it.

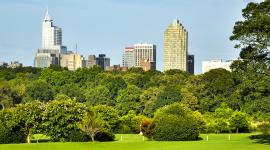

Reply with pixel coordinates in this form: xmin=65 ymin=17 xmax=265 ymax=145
xmin=96 ymin=54 xmax=110 ymax=70
xmin=122 ymin=47 xmax=135 ymax=68
xmin=34 ymin=49 xmax=60 ymax=68
xmin=86 ymin=54 xmax=110 ymax=70
xmin=35 ymin=9 xmax=67 ymax=68
xmin=187 ymin=54 xmax=195 ymax=74
xmin=164 ymin=19 xmax=188 ymax=71
xmin=42 ymin=9 xmax=65 ymax=52
xmin=60 ymin=52 xmax=83 ymax=71
xmin=134 ymin=43 xmax=156 ymax=69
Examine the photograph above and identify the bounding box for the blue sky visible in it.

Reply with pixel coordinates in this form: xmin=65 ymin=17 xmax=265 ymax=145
xmin=0 ymin=0 xmax=262 ymax=74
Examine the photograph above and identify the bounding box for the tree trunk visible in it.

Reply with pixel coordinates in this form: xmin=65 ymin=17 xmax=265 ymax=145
xmin=27 ymin=128 xmax=32 ymax=144
xmin=90 ymin=134 xmax=95 ymax=142
xmin=27 ymin=134 xmax=31 ymax=144
xmin=1 ymin=104 xmax=4 ymax=110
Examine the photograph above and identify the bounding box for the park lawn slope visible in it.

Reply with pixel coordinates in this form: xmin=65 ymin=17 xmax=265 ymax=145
xmin=0 ymin=134 xmax=269 ymax=150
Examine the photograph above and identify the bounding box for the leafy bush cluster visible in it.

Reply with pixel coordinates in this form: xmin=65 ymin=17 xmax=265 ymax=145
xmin=0 ymin=100 xmax=115 ymax=144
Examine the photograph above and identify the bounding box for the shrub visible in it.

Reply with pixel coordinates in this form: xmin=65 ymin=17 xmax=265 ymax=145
xmin=257 ymin=122 xmax=270 ymax=134
xmin=0 ymin=108 xmax=27 ymax=144
xmin=94 ymin=130 xmax=115 ymax=142
xmin=67 ymin=130 xmax=90 ymax=142
xmin=0 ymin=123 xmax=26 ymax=144
xmin=153 ymin=103 xmax=200 ymax=141
xmin=141 ymin=118 xmax=155 ymax=140
xmin=229 ymin=111 xmax=251 ymax=133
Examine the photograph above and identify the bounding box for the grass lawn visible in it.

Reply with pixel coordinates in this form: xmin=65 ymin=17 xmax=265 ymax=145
xmin=0 ymin=134 xmax=269 ymax=150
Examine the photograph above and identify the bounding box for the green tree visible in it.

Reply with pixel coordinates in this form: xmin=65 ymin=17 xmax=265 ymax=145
xmin=24 ymin=80 xmax=54 ymax=102
xmin=15 ymin=102 xmax=44 ymax=143
xmin=0 ymin=108 xmax=27 ymax=144
xmin=141 ymin=87 xmax=163 ymax=117
xmin=116 ymin=85 xmax=142 ymax=115
xmin=180 ymin=88 xmax=198 ymax=110
xmin=93 ymin=105 xmax=119 ymax=131
xmin=80 ymin=111 xmax=103 ymax=142
xmin=154 ymin=86 xmax=182 ymax=111
xmin=153 ymin=103 xmax=200 ymax=141
xmin=0 ymin=81 xmax=12 ymax=109
xmin=85 ymin=86 xmax=112 ymax=106
xmin=230 ymin=0 xmax=270 ymax=67
xmin=41 ymin=99 xmax=87 ymax=141
xmin=60 ymin=83 xmax=85 ymax=102
xmin=229 ymin=111 xmax=251 ymax=133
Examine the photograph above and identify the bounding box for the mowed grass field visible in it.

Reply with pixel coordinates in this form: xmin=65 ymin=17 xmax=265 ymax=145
xmin=0 ymin=134 xmax=269 ymax=150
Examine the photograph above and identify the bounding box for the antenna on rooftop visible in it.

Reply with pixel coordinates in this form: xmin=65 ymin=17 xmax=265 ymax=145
xmin=75 ymin=43 xmax=78 ymax=54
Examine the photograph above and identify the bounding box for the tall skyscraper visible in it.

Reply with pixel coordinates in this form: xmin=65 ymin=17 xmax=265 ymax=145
xmin=35 ymin=9 xmax=67 ymax=68
xmin=187 ymin=54 xmax=195 ymax=74
xmin=134 ymin=43 xmax=156 ymax=69
xmin=42 ymin=9 xmax=66 ymax=53
xmin=164 ymin=19 xmax=188 ymax=71
xmin=96 ymin=54 xmax=110 ymax=70
xmin=122 ymin=47 xmax=135 ymax=68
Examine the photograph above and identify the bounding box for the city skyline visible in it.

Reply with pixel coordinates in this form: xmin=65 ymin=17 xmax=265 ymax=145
xmin=0 ymin=0 xmax=261 ymax=74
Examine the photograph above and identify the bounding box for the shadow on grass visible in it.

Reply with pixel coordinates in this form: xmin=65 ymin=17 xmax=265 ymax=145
xmin=31 ymin=139 xmax=51 ymax=143
xmin=249 ymin=134 xmax=270 ymax=144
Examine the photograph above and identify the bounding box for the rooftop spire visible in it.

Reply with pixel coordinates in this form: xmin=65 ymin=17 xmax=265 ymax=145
xmin=44 ymin=8 xmax=52 ymax=21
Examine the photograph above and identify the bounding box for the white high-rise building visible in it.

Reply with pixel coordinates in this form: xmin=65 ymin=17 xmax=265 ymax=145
xmin=122 ymin=43 xmax=156 ymax=70
xmin=35 ymin=9 xmax=67 ymax=68
xmin=122 ymin=47 xmax=135 ymax=68
xmin=134 ymin=43 xmax=156 ymax=69
xmin=202 ymin=59 xmax=234 ymax=73
xmin=42 ymin=9 xmax=66 ymax=53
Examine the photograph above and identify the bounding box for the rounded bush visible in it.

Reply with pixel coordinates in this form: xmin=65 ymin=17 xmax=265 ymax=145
xmin=94 ymin=131 xmax=115 ymax=142
xmin=67 ymin=130 xmax=90 ymax=142
xmin=153 ymin=103 xmax=200 ymax=141
xmin=0 ymin=124 xmax=26 ymax=144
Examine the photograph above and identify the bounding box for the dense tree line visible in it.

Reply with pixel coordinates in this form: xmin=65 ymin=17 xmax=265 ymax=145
xmin=0 ymin=0 xmax=270 ymax=143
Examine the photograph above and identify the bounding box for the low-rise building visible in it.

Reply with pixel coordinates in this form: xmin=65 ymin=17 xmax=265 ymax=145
xmin=60 ymin=52 xmax=83 ymax=71
xmin=34 ymin=49 xmax=60 ymax=68
xmin=105 ymin=65 xmax=128 ymax=72
xmin=202 ymin=59 xmax=233 ymax=73
xmin=8 ymin=61 xmax=23 ymax=68
xmin=140 ymin=59 xmax=155 ymax=71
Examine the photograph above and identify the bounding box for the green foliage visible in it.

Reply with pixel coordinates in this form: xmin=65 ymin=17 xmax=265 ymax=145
xmin=0 ymin=108 xmax=27 ymax=144
xmin=257 ymin=122 xmax=270 ymax=134
xmin=80 ymin=111 xmax=104 ymax=142
xmin=42 ymin=99 xmax=87 ymax=141
xmin=141 ymin=118 xmax=155 ymax=140
xmin=229 ymin=111 xmax=251 ymax=133
xmin=93 ymin=105 xmax=119 ymax=132
xmin=24 ymin=80 xmax=54 ymax=102
xmin=141 ymin=87 xmax=163 ymax=117
xmin=94 ymin=130 xmax=115 ymax=142
xmin=85 ymin=86 xmax=112 ymax=106
xmin=116 ymin=85 xmax=142 ymax=115
xmin=153 ymin=103 xmax=200 ymax=141
xmin=154 ymin=86 xmax=182 ymax=111
xmin=66 ymin=130 xmax=90 ymax=142
xmin=118 ymin=111 xmax=148 ymax=134
xmin=0 ymin=124 xmax=26 ymax=144
xmin=60 ymin=83 xmax=85 ymax=102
